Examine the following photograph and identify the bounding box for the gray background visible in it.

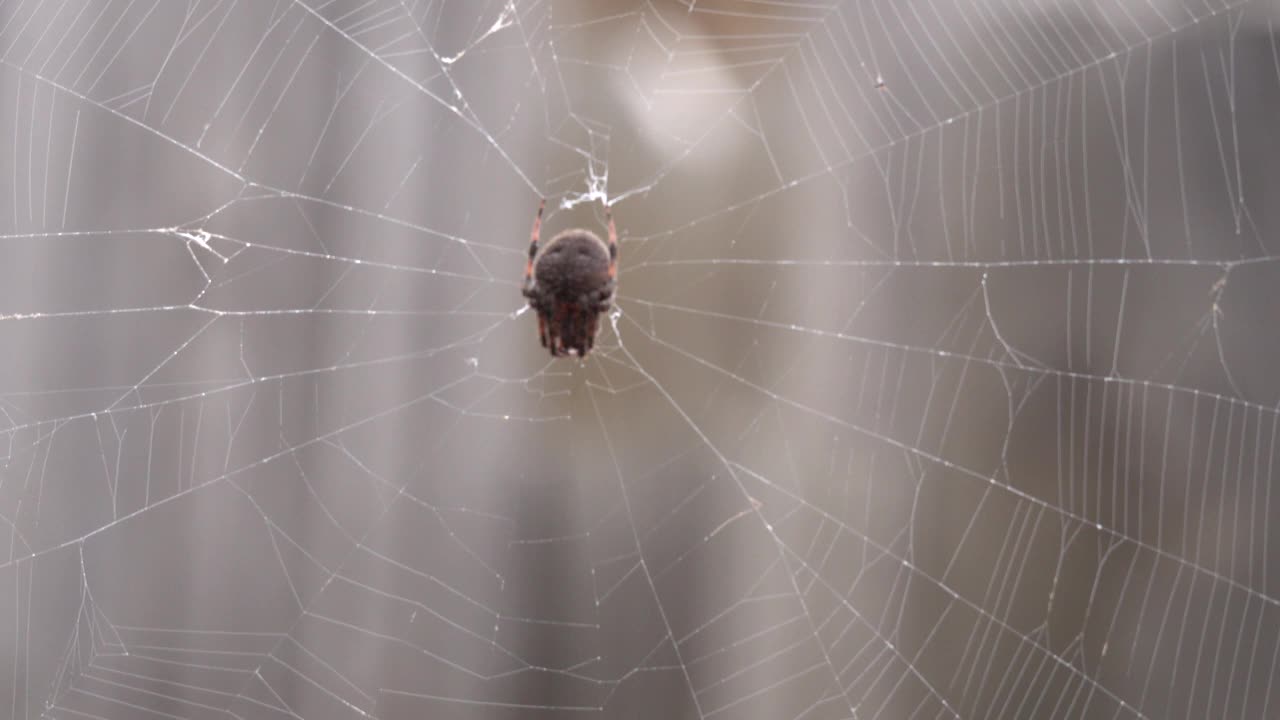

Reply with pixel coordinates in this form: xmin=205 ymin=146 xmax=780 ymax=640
xmin=0 ymin=0 xmax=1277 ymax=718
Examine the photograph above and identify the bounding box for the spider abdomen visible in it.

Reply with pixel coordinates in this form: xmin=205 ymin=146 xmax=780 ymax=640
xmin=534 ymin=231 xmax=612 ymax=298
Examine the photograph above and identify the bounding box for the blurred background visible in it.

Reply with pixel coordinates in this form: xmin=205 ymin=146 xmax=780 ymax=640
xmin=0 ymin=0 xmax=1276 ymax=718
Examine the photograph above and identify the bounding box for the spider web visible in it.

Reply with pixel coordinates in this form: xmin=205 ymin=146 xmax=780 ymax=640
xmin=0 ymin=0 xmax=1277 ymax=718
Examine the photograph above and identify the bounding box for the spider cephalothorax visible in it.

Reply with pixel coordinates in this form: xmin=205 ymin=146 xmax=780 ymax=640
xmin=521 ymin=199 xmax=617 ymax=357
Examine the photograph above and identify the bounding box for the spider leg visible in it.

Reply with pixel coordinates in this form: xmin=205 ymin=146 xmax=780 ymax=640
xmin=547 ymin=305 xmax=564 ymax=356
xmin=595 ymin=281 xmax=616 ymax=312
xmin=525 ymin=198 xmax=545 ymax=292
xmin=537 ymin=313 xmax=548 ymax=349
xmin=575 ymin=308 xmax=589 ymax=356
xmin=605 ymin=204 xmax=617 ymax=279
xmin=586 ymin=313 xmax=598 ymax=353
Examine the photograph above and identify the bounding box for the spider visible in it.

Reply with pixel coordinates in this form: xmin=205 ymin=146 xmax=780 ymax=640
xmin=521 ymin=199 xmax=617 ymax=358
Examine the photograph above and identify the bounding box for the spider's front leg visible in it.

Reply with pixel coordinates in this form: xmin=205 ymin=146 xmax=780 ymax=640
xmin=605 ymin=205 xmax=618 ymax=280
xmin=524 ymin=198 xmax=545 ymax=295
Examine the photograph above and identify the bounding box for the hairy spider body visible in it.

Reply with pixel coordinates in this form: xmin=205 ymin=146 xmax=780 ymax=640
xmin=522 ymin=200 xmax=617 ymax=357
